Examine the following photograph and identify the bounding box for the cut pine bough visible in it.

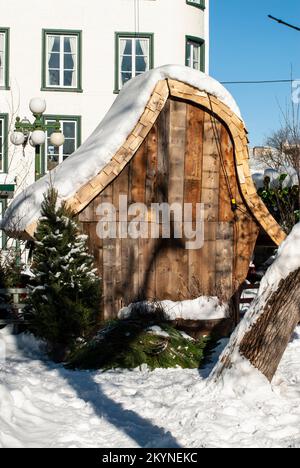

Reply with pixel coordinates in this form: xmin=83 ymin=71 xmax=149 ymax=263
xmin=210 ymin=222 xmax=300 ymax=385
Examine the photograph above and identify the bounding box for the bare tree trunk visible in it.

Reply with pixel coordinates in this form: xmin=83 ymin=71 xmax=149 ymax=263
xmin=211 ymin=268 xmax=300 ymax=383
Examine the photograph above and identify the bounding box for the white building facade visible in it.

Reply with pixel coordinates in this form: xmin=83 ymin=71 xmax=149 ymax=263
xmin=0 ymin=0 xmax=209 ymax=249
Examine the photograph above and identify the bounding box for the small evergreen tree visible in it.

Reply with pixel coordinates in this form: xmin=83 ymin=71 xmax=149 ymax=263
xmin=0 ymin=247 xmax=24 ymax=288
xmin=27 ymin=188 xmax=100 ymax=361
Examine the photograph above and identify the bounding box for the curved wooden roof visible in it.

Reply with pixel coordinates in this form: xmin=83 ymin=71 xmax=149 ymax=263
xmin=23 ymin=78 xmax=286 ymax=245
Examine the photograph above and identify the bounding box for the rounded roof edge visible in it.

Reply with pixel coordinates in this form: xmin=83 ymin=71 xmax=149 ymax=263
xmin=2 ymin=65 xmax=242 ymax=234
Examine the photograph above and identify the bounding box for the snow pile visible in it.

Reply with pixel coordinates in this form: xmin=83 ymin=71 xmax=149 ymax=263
xmin=118 ymin=296 xmax=229 ymax=321
xmin=252 ymin=167 xmax=298 ymax=189
xmin=1 ymin=325 xmax=300 ymax=448
xmin=211 ymin=347 xmax=272 ymax=399
xmin=146 ymin=326 xmax=170 ymax=339
xmin=1 ymin=65 xmax=241 ymax=234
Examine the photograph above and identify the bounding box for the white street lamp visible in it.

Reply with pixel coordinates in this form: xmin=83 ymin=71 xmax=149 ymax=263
xmin=29 ymin=97 xmax=47 ymax=115
xmin=10 ymin=131 xmax=25 ymax=146
xmin=11 ymin=97 xmax=65 ymax=179
xmin=50 ymin=131 xmax=65 ymax=147
xmin=31 ymin=130 xmax=46 ymax=146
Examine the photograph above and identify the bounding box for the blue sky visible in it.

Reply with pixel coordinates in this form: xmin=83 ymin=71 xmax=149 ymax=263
xmin=210 ymin=0 xmax=300 ymax=146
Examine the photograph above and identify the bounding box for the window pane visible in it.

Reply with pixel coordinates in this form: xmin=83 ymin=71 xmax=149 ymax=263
xmin=121 ymin=55 xmax=132 ymax=72
xmin=63 ymin=122 xmax=75 ymax=138
xmin=48 ymin=52 xmax=60 ymax=69
xmin=49 ymin=69 xmax=60 ymax=86
xmin=187 ymin=41 xmax=202 ymax=70
xmin=63 ymin=139 xmax=75 ymax=156
xmin=47 ymin=36 xmax=60 ymax=85
xmin=121 ymin=39 xmax=132 ymax=56
xmin=121 ymin=72 xmax=132 ymax=86
xmin=47 ymin=146 xmax=59 ymax=171
xmin=187 ymin=45 xmax=192 ymax=67
xmin=136 ymin=39 xmax=148 ymax=57
xmin=64 ymin=70 xmax=75 ymax=86
xmin=64 ymin=36 xmax=76 ymax=53
xmin=136 ymin=56 xmax=147 ymax=73
xmin=45 ymin=118 xmax=79 ymax=170
xmin=64 ymin=54 xmax=75 ymax=70
xmin=46 ymin=119 xmax=59 ymax=170
xmin=193 ymin=45 xmax=200 ymax=62
xmin=0 ymin=33 xmax=5 ymax=87
xmin=48 ymin=35 xmax=60 ymax=53
xmin=64 ymin=37 xmax=71 ymax=53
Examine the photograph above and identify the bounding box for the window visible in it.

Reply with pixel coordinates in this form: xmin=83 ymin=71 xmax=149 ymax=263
xmin=0 ymin=114 xmax=8 ymax=173
xmin=42 ymin=30 xmax=82 ymax=91
xmin=43 ymin=116 xmax=81 ymax=173
xmin=186 ymin=0 xmax=205 ymax=9
xmin=186 ymin=37 xmax=205 ymax=72
xmin=0 ymin=28 xmax=9 ymax=89
xmin=115 ymin=33 xmax=154 ymax=91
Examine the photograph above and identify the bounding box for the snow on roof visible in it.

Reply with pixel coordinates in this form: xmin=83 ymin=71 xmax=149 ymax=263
xmin=1 ymin=65 xmax=242 ymax=234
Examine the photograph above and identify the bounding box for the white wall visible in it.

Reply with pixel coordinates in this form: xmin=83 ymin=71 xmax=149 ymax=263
xmin=0 ymin=0 xmax=209 ymax=196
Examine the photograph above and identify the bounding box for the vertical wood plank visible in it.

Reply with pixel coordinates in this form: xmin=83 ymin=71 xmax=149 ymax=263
xmin=155 ymin=99 xmax=188 ymax=300
xmin=218 ymin=125 xmax=236 ymax=223
xmin=113 ymin=166 xmax=130 ymax=312
xmin=216 ymin=222 xmax=234 ymax=301
xmin=200 ymin=112 xmax=221 ymax=295
xmin=185 ymin=104 xmax=204 ymax=297
xmin=201 ymin=112 xmax=221 ymax=221
xmin=100 ymin=183 xmax=115 ymax=320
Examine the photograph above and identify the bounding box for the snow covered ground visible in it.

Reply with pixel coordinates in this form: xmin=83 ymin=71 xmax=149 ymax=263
xmin=1 ymin=325 xmax=300 ymax=448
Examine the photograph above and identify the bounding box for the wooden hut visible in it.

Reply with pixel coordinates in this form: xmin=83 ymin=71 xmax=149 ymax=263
xmin=2 ymin=66 xmax=286 ymax=326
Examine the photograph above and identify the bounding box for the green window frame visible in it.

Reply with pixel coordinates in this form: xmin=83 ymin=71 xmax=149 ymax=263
xmin=0 ymin=199 xmax=7 ymax=249
xmin=185 ymin=36 xmax=205 ymax=72
xmin=0 ymin=113 xmax=8 ymax=173
xmin=42 ymin=29 xmax=82 ymax=93
xmin=42 ymin=115 xmax=81 ymax=174
xmin=186 ymin=0 xmax=205 ymax=10
xmin=115 ymin=32 xmax=154 ymax=93
xmin=0 ymin=28 xmax=10 ymax=90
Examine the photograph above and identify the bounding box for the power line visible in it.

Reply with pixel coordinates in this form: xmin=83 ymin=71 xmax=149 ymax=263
xmin=221 ymin=79 xmax=293 ymax=85
xmin=268 ymin=15 xmax=300 ymax=32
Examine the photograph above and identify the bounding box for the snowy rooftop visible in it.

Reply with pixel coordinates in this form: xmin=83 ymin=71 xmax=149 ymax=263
xmin=1 ymin=65 xmax=242 ymax=234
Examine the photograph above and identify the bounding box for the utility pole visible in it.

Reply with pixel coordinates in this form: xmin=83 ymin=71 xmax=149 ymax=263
xmin=268 ymin=15 xmax=300 ymax=32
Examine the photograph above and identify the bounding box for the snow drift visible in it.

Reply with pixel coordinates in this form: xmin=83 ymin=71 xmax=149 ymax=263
xmin=1 ymin=323 xmax=300 ymax=448
xmin=118 ymin=296 xmax=229 ymax=321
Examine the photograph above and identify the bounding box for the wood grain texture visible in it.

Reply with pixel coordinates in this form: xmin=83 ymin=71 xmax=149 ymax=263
xmin=77 ymin=96 xmax=272 ymax=320
xmin=14 ymin=79 xmax=287 ymax=322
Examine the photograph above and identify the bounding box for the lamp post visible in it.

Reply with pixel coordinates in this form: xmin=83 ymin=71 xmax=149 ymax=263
xmin=10 ymin=97 xmax=65 ymax=180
